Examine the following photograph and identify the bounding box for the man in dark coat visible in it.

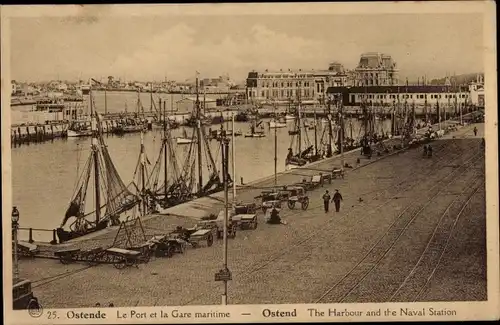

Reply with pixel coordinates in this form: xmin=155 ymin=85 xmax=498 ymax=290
xmin=332 ymin=189 xmax=343 ymax=212
xmin=322 ymin=190 xmax=331 ymax=213
xmin=474 ymin=126 xmax=478 ymax=136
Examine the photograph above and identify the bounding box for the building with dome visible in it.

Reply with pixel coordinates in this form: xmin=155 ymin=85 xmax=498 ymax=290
xmin=353 ymin=52 xmax=399 ymax=86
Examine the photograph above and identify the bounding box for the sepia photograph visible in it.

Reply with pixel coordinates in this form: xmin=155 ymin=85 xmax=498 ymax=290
xmin=2 ymin=2 xmax=498 ymax=324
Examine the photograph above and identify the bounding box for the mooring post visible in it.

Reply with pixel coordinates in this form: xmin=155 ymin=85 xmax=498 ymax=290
xmin=28 ymin=228 xmax=34 ymax=243
xmin=50 ymin=229 xmax=57 ymax=245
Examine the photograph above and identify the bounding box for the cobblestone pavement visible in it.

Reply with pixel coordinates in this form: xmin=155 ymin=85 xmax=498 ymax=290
xmin=19 ymin=123 xmax=486 ymax=308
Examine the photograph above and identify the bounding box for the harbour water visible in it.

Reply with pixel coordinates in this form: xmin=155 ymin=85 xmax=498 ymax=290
xmin=11 ymin=91 xmax=393 ymax=242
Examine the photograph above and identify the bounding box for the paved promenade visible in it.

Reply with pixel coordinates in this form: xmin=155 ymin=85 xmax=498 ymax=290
xmin=19 ymin=123 xmax=486 ymax=308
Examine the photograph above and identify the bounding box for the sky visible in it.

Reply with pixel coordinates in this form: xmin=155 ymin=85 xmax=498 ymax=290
xmin=9 ymin=9 xmax=485 ymax=84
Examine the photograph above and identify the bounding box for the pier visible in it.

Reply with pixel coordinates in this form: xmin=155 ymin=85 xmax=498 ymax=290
xmin=17 ymin=122 xmax=485 ymax=308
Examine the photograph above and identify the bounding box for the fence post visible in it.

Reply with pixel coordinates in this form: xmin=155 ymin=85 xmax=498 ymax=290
xmin=28 ymin=228 xmax=34 ymax=243
xmin=50 ymin=229 xmax=57 ymax=245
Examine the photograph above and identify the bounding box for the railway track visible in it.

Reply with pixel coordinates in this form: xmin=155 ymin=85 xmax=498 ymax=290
xmin=181 ymin=138 xmax=483 ymax=305
xmin=314 ymin=152 xmax=484 ymax=303
xmin=389 ymin=183 xmax=484 ymax=302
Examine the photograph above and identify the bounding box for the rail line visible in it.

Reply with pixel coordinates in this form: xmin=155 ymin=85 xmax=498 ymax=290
xmin=389 ymin=182 xmax=484 ymax=302
xmin=181 ymin=139 xmax=483 ymax=305
xmin=314 ymin=152 xmax=483 ymax=303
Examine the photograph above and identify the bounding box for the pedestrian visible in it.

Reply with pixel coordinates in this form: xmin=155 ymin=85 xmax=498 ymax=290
xmin=332 ymin=189 xmax=343 ymax=212
xmin=427 ymin=145 xmax=433 ymax=157
xmin=423 ymin=145 xmax=428 ymax=157
xmin=322 ymin=190 xmax=331 ymax=213
xmin=474 ymin=126 xmax=478 ymax=136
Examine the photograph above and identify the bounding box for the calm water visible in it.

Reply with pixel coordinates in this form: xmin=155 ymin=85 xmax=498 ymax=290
xmin=11 ymin=91 xmax=393 ymax=241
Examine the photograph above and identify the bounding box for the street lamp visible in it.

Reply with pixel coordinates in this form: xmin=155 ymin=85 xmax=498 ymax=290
xmin=12 ymin=206 xmax=20 ymax=282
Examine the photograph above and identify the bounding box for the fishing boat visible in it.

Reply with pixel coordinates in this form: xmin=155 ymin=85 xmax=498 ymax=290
xmin=285 ymin=92 xmax=324 ymax=170
xmin=269 ymin=120 xmax=287 ymax=128
xmin=143 ymin=74 xmax=228 ymax=209
xmin=235 ymin=111 xmax=249 ymax=122
xmin=67 ymin=120 xmax=92 ymax=137
xmin=57 ymin=81 xmax=139 ymax=243
xmin=245 ymin=119 xmax=266 ymax=137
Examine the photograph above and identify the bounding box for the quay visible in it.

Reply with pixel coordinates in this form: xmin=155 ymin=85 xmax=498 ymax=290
xmin=17 ymin=121 xmax=486 ymax=308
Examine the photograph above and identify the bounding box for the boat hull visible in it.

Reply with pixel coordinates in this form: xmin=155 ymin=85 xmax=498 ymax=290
xmin=67 ymin=129 xmax=92 ymax=137
xmin=269 ymin=122 xmax=287 ymax=128
xmin=56 ymin=221 xmax=108 ymax=243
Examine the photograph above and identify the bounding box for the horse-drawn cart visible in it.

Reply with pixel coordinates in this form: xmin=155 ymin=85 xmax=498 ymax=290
xmin=286 ymin=186 xmax=309 ymax=210
xmin=332 ymin=168 xmax=345 ymax=179
xmin=260 ymin=191 xmax=283 ymax=213
xmin=232 ymin=214 xmax=258 ymax=230
xmin=189 ymin=228 xmax=216 ymax=248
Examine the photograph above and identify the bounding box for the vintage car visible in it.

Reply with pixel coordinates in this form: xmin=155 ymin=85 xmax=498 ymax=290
xmin=13 ymin=278 xmax=40 ymax=310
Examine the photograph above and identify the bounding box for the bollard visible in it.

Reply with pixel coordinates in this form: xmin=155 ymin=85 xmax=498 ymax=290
xmin=28 ymin=228 xmax=34 ymax=243
xmin=50 ymin=229 xmax=57 ymax=245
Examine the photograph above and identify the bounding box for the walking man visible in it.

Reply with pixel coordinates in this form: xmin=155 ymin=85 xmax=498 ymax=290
xmin=332 ymin=189 xmax=343 ymax=212
xmin=322 ymin=190 xmax=331 ymax=213
xmin=473 ymin=126 xmax=478 ymax=136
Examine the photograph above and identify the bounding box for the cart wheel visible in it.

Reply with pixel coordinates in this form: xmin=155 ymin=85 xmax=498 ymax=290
xmin=113 ymin=259 xmax=127 ymax=269
xmin=166 ymin=246 xmax=174 ymax=258
xmin=207 ymin=234 xmax=214 ymax=247
xmin=301 ymin=197 xmax=309 ymax=210
xmin=142 ymin=253 xmax=151 ymax=264
xmin=253 ymin=221 xmax=258 ymax=229
xmin=27 ymin=299 xmax=40 ymax=311
xmin=59 ymin=255 xmax=72 ymax=265
xmin=287 ymin=200 xmax=296 ymax=209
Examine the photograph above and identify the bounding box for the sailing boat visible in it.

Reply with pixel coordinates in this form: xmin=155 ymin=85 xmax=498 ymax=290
xmin=57 ymin=81 xmax=140 ymax=243
xmin=285 ymin=92 xmax=314 ymax=170
xmin=245 ymin=118 xmax=265 ymax=138
xmin=143 ymin=102 xmax=194 ymax=209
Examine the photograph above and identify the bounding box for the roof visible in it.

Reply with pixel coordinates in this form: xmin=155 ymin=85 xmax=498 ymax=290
xmin=327 ymin=85 xmax=468 ymax=94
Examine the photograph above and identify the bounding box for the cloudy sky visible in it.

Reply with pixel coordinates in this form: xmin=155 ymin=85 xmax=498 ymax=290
xmin=9 ymin=8 xmax=485 ymax=83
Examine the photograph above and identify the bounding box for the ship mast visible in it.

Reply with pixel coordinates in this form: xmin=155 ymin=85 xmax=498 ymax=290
xmin=90 ymin=80 xmax=101 ymax=224
xmin=140 ymin=131 xmax=146 ymax=214
xmin=313 ymin=109 xmax=318 ymax=156
xmin=163 ymin=100 xmax=168 ymax=206
xmin=196 ymin=74 xmax=203 ymax=194
xmin=327 ymin=96 xmax=333 ymax=157
xmin=150 ymin=83 xmax=153 ymax=113
xmin=274 ymin=103 xmax=278 ymax=187
xmin=339 ymin=94 xmax=344 ymax=169
xmin=297 ymin=82 xmax=302 ymax=156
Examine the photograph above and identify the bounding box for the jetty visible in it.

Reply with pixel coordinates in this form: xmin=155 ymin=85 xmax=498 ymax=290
xmin=16 ymin=120 xmax=485 ymax=308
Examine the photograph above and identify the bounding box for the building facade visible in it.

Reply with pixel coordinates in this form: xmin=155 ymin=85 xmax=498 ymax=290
xmin=246 ymin=62 xmax=348 ymax=103
xmin=327 ymin=85 xmax=470 ymax=108
xmin=353 ymin=52 xmax=399 ymax=86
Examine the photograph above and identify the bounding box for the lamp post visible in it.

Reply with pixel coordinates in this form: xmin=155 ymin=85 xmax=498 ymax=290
xmin=215 ymin=137 xmax=231 ymax=305
xmin=12 ymin=206 xmax=20 ymax=282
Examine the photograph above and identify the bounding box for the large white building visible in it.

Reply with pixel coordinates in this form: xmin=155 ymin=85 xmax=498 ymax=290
xmin=327 ymin=85 xmax=470 ymax=108
xmin=246 ymin=62 xmax=348 ymax=103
